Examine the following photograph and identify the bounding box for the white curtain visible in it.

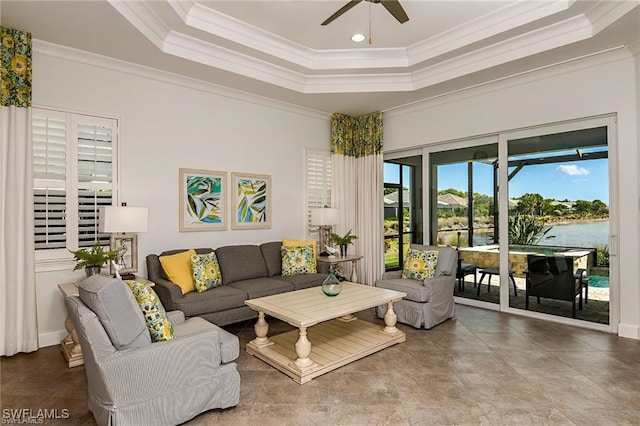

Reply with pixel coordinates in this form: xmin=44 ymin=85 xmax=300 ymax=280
xmin=1 ymin=26 xmax=38 ymax=356
xmin=331 ymin=112 xmax=384 ymax=285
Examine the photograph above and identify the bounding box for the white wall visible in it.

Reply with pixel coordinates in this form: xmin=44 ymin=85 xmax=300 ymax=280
xmin=384 ymin=48 xmax=640 ymax=339
xmin=32 ymin=46 xmax=330 ymax=347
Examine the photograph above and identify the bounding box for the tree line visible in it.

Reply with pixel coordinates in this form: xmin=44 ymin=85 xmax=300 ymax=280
xmin=438 ymin=189 xmax=609 ymax=219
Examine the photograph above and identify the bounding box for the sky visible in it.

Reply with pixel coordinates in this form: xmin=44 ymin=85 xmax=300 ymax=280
xmin=384 ymin=157 xmax=609 ymax=203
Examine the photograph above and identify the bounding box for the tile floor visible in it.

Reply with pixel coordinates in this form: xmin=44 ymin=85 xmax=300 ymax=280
xmin=2 ymin=305 xmax=640 ymax=425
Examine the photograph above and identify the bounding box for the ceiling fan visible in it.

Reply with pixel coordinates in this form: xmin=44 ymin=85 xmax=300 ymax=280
xmin=321 ymin=0 xmax=409 ymax=26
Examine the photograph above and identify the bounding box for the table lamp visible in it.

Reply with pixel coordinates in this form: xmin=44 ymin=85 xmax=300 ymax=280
xmin=310 ymin=208 xmax=339 ymax=256
xmin=99 ymin=203 xmax=148 ymax=280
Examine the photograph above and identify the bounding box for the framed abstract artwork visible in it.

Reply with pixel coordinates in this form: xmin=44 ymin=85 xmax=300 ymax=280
xmin=179 ymin=168 xmax=227 ymax=232
xmin=231 ymin=172 xmax=271 ymax=229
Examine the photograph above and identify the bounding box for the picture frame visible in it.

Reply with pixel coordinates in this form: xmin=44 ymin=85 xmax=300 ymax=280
xmin=179 ymin=168 xmax=227 ymax=232
xmin=109 ymin=233 xmax=137 ymax=275
xmin=231 ymin=172 xmax=272 ymax=229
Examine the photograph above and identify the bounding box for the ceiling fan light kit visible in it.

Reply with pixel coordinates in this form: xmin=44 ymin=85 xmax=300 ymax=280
xmin=322 ymin=0 xmax=409 ymax=26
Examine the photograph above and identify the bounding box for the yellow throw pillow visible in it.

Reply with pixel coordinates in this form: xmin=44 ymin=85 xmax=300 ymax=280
xmin=283 ymin=239 xmax=317 ymax=264
xmin=159 ymin=249 xmax=197 ymax=294
xmin=281 ymin=245 xmax=317 ymax=276
xmin=191 ymin=252 xmax=223 ymax=292
xmin=125 ymin=280 xmax=174 ymax=342
xmin=402 ymin=248 xmax=439 ymax=281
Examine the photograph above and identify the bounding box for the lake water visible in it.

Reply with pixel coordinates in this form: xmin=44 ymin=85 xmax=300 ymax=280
xmin=539 ymin=220 xmax=609 ymax=248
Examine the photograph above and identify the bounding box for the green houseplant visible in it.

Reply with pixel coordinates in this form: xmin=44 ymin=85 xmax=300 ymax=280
xmin=70 ymin=242 xmax=118 ymax=277
xmin=329 ymin=229 xmax=358 ymax=257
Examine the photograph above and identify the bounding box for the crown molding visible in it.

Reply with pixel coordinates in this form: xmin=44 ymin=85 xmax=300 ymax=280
xmin=384 ymin=46 xmax=631 ymax=118
xmin=105 ymin=0 xmax=636 ymax=95
xmin=33 ymin=40 xmax=330 ymax=120
xmin=407 ymin=0 xmax=574 ymax=66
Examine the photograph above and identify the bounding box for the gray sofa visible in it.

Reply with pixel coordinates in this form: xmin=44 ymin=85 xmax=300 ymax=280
xmin=66 ymin=274 xmax=240 ymax=425
xmin=146 ymin=241 xmax=328 ymax=326
xmin=375 ymin=244 xmax=457 ymax=329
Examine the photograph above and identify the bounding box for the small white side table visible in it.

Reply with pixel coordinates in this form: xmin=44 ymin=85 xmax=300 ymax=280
xmin=317 ymin=254 xmax=363 ymax=283
xmin=58 ymin=275 xmax=154 ymax=368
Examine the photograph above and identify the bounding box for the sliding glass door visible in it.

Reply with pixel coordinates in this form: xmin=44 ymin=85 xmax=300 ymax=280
xmin=423 ymin=116 xmax=615 ymax=328
xmin=384 ymin=156 xmax=422 ymax=270
xmin=505 ymin=126 xmax=610 ymax=325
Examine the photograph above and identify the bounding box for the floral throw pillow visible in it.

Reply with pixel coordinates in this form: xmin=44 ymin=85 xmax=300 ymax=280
xmin=191 ymin=252 xmax=223 ymax=292
xmin=402 ymin=249 xmax=439 ymax=281
xmin=126 ymin=280 xmax=174 ymax=342
xmin=281 ymin=245 xmax=317 ymax=276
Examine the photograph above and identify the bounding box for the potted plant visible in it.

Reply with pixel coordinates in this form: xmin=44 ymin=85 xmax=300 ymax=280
xmin=329 ymin=229 xmax=358 ymax=257
xmin=70 ymin=242 xmax=118 ymax=277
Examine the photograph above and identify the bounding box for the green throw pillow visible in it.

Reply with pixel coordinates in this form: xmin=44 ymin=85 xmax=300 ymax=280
xmin=191 ymin=252 xmax=223 ymax=292
xmin=281 ymin=245 xmax=317 ymax=276
xmin=402 ymin=248 xmax=439 ymax=281
xmin=125 ymin=280 xmax=174 ymax=342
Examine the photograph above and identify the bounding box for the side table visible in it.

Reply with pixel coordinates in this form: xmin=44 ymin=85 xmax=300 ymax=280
xmin=317 ymin=254 xmax=363 ymax=283
xmin=58 ymin=275 xmax=154 ymax=368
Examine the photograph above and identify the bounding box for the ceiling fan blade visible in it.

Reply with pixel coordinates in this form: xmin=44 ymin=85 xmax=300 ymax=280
xmin=380 ymin=0 xmax=409 ymax=24
xmin=321 ymin=0 xmax=363 ymax=26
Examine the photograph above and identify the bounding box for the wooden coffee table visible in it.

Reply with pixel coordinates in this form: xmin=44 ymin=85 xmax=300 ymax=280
xmin=245 ymin=282 xmax=407 ymax=384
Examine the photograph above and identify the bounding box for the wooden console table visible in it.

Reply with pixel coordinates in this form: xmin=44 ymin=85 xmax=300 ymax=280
xmin=58 ymin=275 xmax=154 ymax=368
xmin=316 ymin=254 xmax=363 ymax=282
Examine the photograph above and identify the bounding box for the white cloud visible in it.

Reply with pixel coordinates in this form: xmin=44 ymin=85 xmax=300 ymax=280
xmin=557 ymin=164 xmax=590 ymax=176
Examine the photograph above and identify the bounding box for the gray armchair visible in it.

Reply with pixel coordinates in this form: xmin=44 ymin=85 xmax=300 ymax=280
xmin=65 ymin=275 xmax=240 ymax=426
xmin=375 ymin=244 xmax=457 ymax=329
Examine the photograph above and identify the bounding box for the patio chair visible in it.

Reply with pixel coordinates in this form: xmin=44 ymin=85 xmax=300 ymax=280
xmin=525 ymin=255 xmax=586 ymax=318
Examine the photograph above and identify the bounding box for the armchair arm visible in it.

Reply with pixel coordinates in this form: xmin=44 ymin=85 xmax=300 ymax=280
xmin=166 ymin=310 xmax=185 ymax=325
xmin=423 ymin=275 xmax=455 ymax=304
xmin=96 ymin=327 xmax=225 ymax=406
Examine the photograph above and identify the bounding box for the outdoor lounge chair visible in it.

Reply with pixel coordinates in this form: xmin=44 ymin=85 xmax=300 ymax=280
xmin=525 ymin=255 xmax=586 ymax=318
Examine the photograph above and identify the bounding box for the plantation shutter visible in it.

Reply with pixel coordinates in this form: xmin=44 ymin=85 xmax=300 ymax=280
xmin=304 ymin=148 xmax=332 ymax=238
xmin=33 ymin=111 xmax=68 ymax=250
xmin=75 ymin=116 xmax=115 ymax=248
xmin=32 ymin=109 xmax=117 ymax=255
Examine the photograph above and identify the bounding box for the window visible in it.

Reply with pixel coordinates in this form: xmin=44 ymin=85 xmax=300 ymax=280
xmin=33 ymin=108 xmax=118 ymax=264
xmin=304 ymin=148 xmax=332 ymax=239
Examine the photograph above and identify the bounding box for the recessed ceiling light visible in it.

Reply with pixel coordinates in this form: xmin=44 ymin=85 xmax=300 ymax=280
xmin=351 ymin=33 xmax=366 ymax=43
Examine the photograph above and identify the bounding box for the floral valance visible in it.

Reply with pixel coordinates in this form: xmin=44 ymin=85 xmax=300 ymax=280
xmin=331 ymin=111 xmax=382 ymax=157
xmin=1 ymin=26 xmax=32 ymax=108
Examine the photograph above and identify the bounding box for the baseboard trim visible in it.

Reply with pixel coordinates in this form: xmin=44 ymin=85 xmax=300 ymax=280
xmin=39 ymin=330 xmax=67 ymax=349
xmin=618 ymin=323 xmax=640 ymax=340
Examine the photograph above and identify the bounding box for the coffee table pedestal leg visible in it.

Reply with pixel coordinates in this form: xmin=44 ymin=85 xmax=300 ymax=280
xmin=250 ymin=311 xmax=273 ymax=349
xmin=292 ymin=326 xmax=316 ymax=371
xmin=383 ymin=301 xmax=401 ymax=335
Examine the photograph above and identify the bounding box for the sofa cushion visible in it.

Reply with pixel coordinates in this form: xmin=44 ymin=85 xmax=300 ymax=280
xmin=260 ymin=241 xmax=282 ymax=277
xmin=281 ymin=245 xmax=317 ymax=276
xmin=277 ymin=273 xmax=326 ymax=291
xmin=172 ymin=285 xmax=248 ymax=317
xmin=227 ymin=277 xmax=293 ymax=299
xmin=216 ymin=245 xmax=268 ymax=284
xmin=191 ymin=251 xmax=223 ymax=292
xmin=410 ymin=244 xmax=457 ymax=276
xmin=159 ymin=249 xmax=197 ymax=294
xmin=78 ymin=275 xmax=151 ymax=350
xmin=125 ymin=280 xmax=174 ymax=342
xmin=375 ymin=277 xmax=432 ymax=303
xmin=402 ymin=248 xmax=439 ymax=281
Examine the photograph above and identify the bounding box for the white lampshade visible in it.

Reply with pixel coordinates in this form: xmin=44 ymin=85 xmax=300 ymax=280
xmin=310 ymin=208 xmax=339 ymax=226
xmin=99 ymin=206 xmax=149 ymax=233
